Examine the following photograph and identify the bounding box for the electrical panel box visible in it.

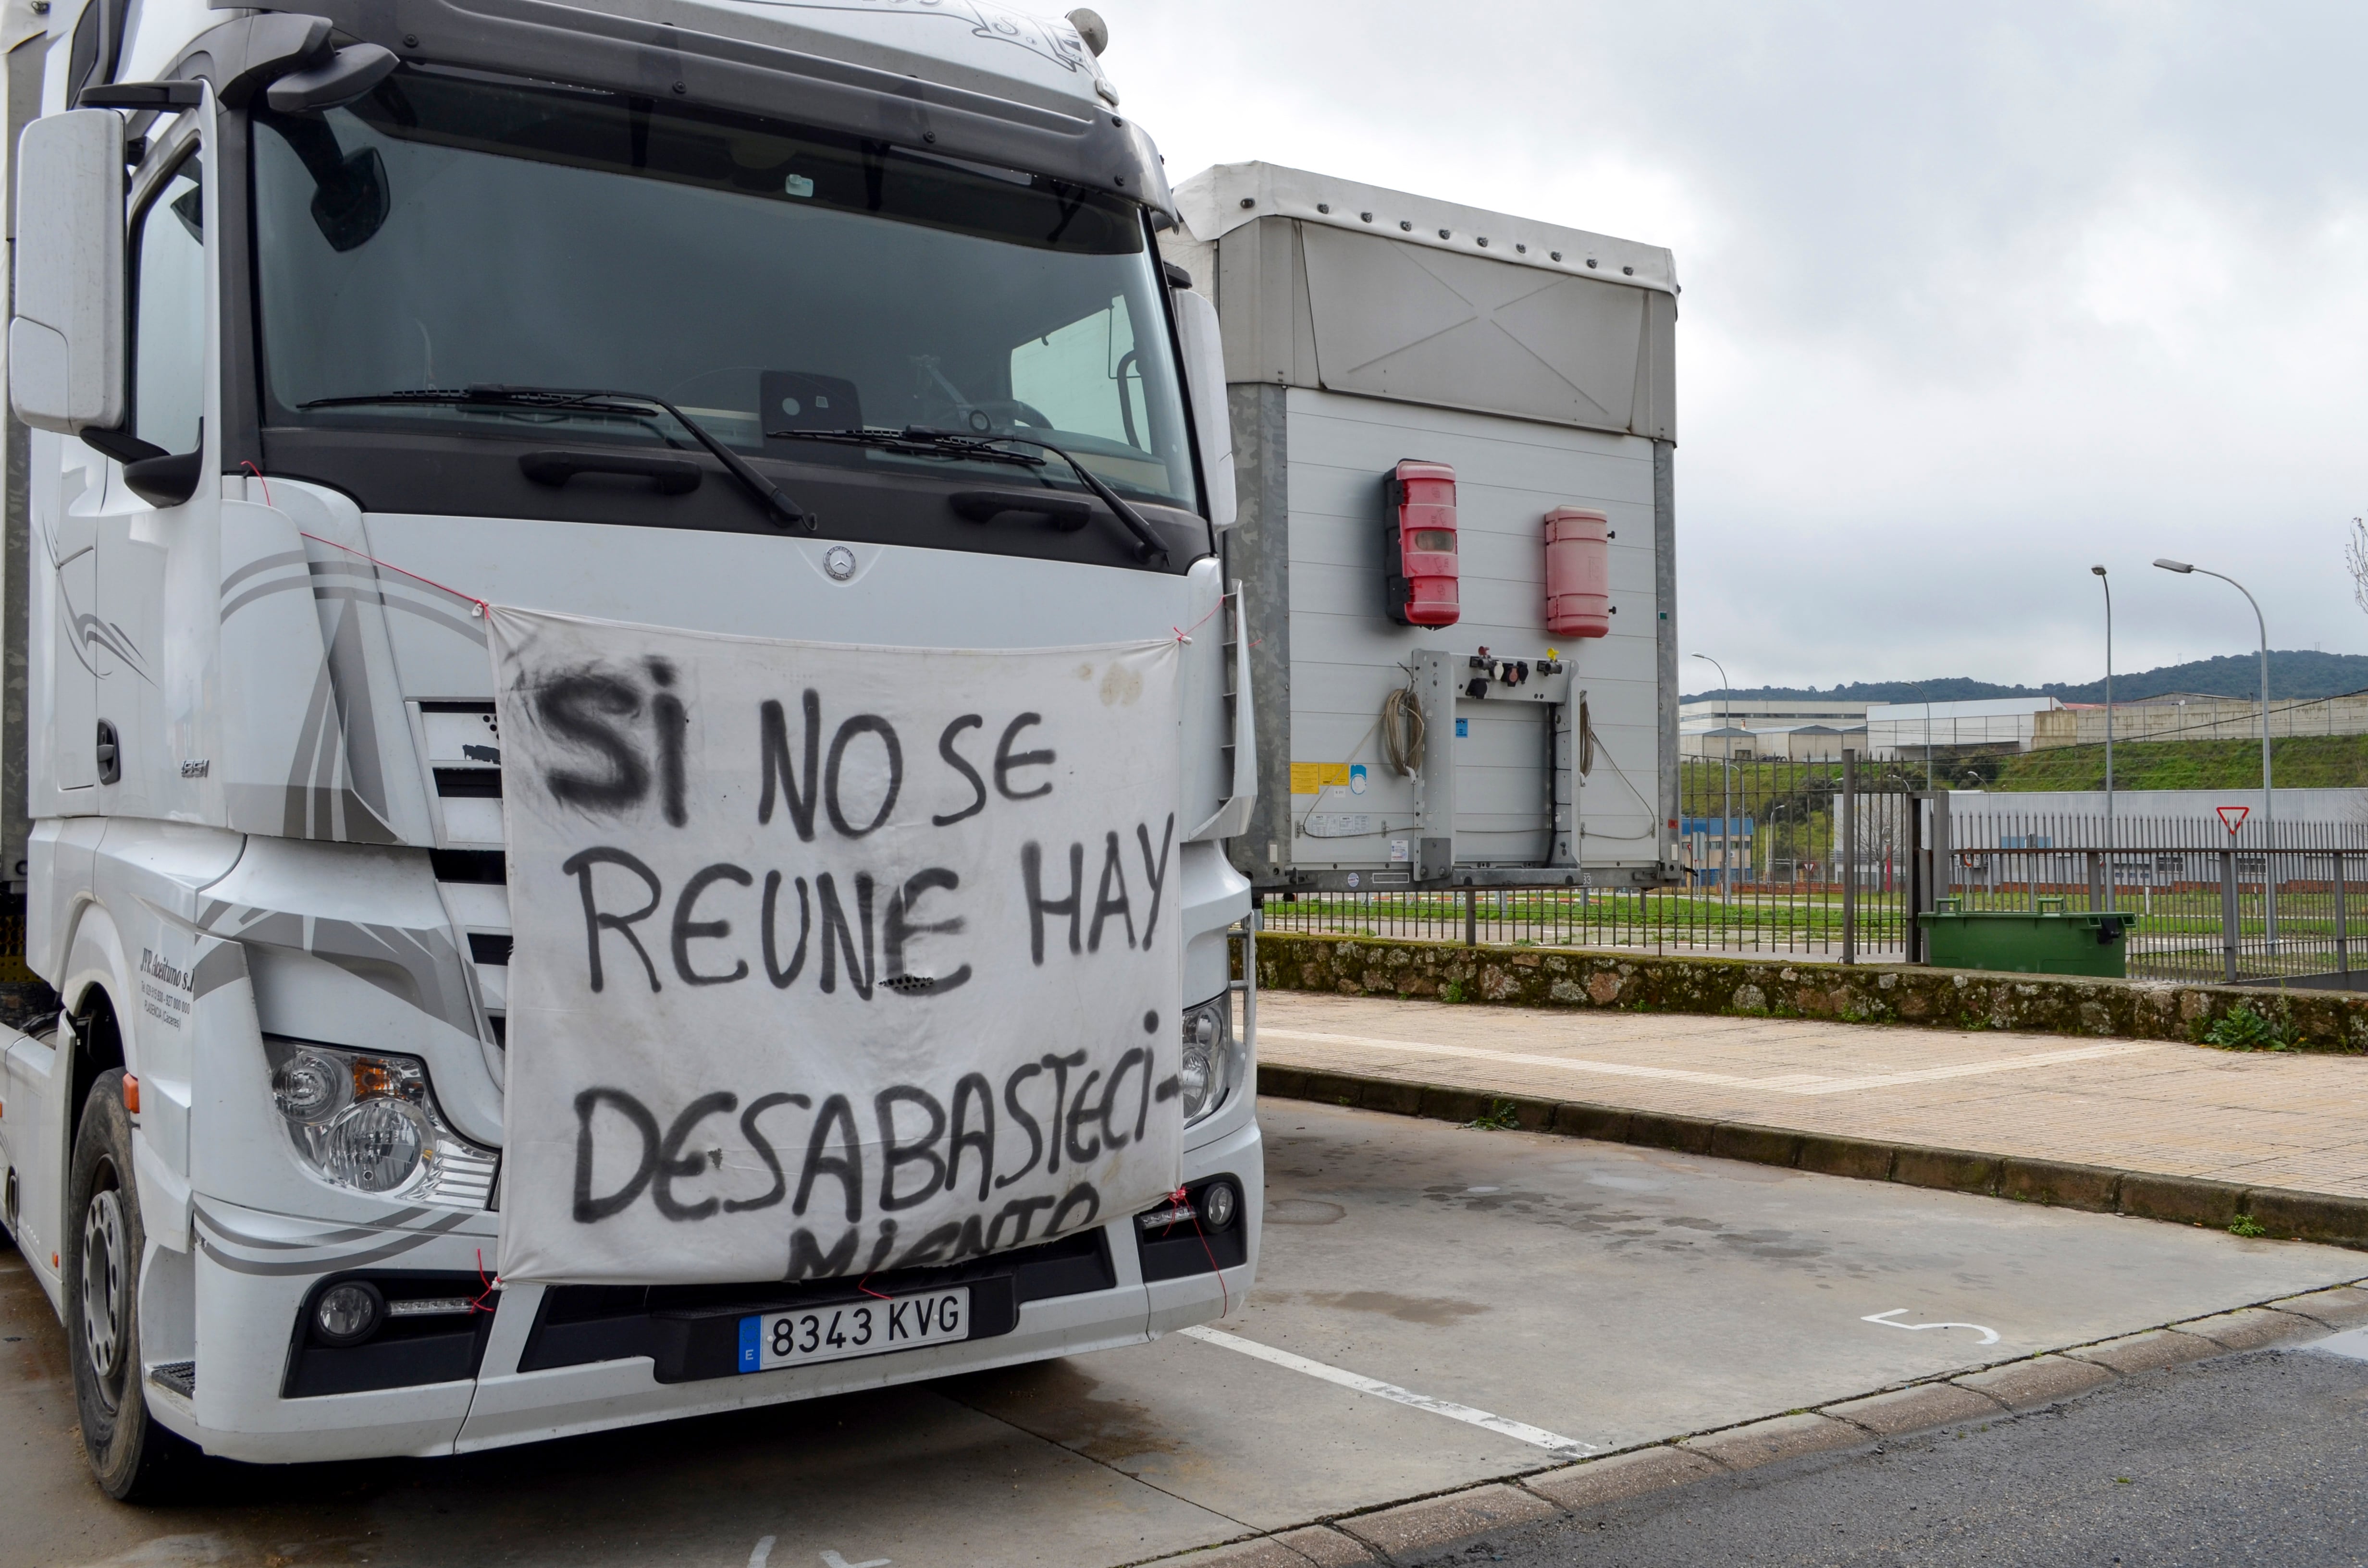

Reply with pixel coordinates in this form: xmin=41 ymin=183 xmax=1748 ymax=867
xmin=1164 ymin=161 xmax=1680 ymax=891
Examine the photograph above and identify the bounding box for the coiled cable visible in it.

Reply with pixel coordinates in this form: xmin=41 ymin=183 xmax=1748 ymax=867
xmin=1381 ymin=685 xmax=1426 ymax=776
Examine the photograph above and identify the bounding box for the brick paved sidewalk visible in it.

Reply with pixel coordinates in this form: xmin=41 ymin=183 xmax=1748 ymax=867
xmin=1255 ymin=992 xmax=2368 ymax=1201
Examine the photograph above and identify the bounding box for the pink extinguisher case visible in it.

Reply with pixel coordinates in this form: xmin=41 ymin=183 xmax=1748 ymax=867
xmin=1543 ymin=506 xmax=1611 ymax=638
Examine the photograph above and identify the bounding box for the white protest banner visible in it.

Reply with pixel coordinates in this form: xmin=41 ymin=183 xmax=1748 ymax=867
xmin=488 ymin=607 xmax=1184 ymax=1286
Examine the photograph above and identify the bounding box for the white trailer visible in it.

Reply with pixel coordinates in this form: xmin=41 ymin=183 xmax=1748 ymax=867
xmin=1162 ymin=164 xmax=1680 ymax=893
xmin=0 ymin=0 xmax=1259 ymax=1497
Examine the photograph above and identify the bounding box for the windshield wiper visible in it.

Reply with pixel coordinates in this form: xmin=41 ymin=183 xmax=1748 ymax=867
xmin=974 ymin=433 xmax=1169 ymax=565
xmin=300 ymin=385 xmax=814 ymax=532
xmin=777 ymin=426 xmax=1170 ymax=564
xmin=771 ymin=427 xmax=1044 ymax=471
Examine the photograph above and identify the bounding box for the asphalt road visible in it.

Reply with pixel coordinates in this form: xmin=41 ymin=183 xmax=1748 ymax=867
xmin=5 ymin=1101 xmax=2364 ymax=1568
xmin=1489 ymin=1335 xmax=2368 ymax=1567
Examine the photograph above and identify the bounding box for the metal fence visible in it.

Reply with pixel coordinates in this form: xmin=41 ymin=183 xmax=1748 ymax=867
xmin=1943 ymin=808 xmax=2368 ymax=985
xmin=1263 ymin=756 xmax=1923 ymax=961
xmin=1259 ymin=759 xmax=2368 ymax=988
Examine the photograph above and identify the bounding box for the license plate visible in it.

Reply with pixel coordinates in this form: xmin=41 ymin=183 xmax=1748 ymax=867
xmin=736 ymin=1287 xmax=972 ymax=1373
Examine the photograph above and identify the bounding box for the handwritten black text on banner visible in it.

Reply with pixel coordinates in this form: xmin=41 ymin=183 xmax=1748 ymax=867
xmin=490 ymin=608 xmax=1184 ymax=1286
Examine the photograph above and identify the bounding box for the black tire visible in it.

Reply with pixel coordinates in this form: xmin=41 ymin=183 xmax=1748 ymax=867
xmin=65 ymin=1068 xmax=194 ymax=1502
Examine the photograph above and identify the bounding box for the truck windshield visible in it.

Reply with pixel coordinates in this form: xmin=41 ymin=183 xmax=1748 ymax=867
xmin=251 ymin=70 xmax=1198 ymax=511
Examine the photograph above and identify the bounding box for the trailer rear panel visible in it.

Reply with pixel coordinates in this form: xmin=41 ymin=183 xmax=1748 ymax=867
xmin=1165 ymin=164 xmax=1680 ymax=891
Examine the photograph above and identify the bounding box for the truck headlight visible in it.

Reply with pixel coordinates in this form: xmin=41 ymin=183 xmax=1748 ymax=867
xmin=1178 ymin=997 xmax=1244 ymax=1126
xmin=265 ymin=1039 xmax=498 ymax=1210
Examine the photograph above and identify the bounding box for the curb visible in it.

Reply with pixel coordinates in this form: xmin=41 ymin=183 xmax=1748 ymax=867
xmin=1134 ymin=1284 xmax=2368 ymax=1567
xmin=1257 ymin=1063 xmax=2368 ymax=1250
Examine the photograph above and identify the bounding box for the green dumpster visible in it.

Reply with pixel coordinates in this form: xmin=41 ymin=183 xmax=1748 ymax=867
xmin=1917 ymin=896 xmax=2134 ymax=978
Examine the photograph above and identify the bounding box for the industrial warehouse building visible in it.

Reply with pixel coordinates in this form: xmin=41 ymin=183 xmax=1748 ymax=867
xmin=2030 ymin=691 xmax=2368 ymax=748
xmin=1866 ymin=698 xmax=2062 ymax=757
xmin=1678 ymin=698 xmax=1867 ymax=760
xmin=1687 ymin=688 xmax=2368 ymax=764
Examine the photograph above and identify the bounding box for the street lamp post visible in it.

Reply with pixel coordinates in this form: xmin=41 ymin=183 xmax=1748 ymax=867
xmin=1692 ymin=653 xmax=1736 ymax=918
xmin=2091 ymin=565 xmax=2114 ymax=913
xmin=2154 ymin=558 xmax=2276 ymax=952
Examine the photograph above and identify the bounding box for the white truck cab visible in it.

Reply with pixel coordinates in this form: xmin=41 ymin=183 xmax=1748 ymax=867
xmin=0 ymin=0 xmax=1258 ymax=1497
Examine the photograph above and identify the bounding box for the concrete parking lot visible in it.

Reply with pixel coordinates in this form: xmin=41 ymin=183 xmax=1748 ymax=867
xmin=7 ymin=1098 xmax=2362 ymax=1568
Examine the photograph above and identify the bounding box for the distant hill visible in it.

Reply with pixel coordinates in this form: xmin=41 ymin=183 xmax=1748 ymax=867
xmin=1684 ymin=650 xmax=2368 ymax=706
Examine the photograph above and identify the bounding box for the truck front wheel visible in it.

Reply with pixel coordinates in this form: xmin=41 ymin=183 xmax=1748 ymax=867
xmin=66 ymin=1069 xmax=192 ymax=1501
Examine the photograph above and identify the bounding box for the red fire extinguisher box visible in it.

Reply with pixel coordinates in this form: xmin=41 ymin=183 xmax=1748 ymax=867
xmin=1543 ymin=505 xmax=1612 ymax=637
xmin=1384 ymin=459 xmax=1459 ymax=627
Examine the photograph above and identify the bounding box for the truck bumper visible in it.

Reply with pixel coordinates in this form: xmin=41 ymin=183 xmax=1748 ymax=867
xmin=154 ymin=1120 xmax=1259 ymax=1465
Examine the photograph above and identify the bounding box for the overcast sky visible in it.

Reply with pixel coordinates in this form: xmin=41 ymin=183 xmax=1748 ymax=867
xmin=1091 ymin=0 xmax=2368 ymax=691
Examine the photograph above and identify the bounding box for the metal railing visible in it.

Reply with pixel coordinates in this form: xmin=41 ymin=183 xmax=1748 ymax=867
xmin=1264 ymin=755 xmax=1922 ymax=961
xmin=1943 ymin=810 xmax=2368 ymax=985
xmin=1258 ymin=764 xmax=2368 ymax=989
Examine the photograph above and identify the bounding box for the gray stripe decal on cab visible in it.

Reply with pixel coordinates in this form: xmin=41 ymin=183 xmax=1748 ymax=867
xmin=221 ymin=572 xmax=487 ymax=644
xmin=188 ymin=942 xmax=249 ymax=1002
xmin=219 ymin=548 xmax=309 ymax=599
xmin=194 ymin=1202 xmax=436 ymax=1250
xmin=198 ymin=1231 xmax=444 ymax=1277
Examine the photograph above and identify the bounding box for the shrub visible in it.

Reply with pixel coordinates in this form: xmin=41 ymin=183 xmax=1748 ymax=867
xmin=2202 ymin=1002 xmax=2301 ymax=1052
xmin=1464 ymin=1099 xmax=1520 ymax=1131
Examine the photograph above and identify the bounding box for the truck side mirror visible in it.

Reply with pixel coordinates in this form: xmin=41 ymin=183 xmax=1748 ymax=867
xmin=1170 ymin=288 xmax=1236 ymax=530
xmin=9 ymin=110 xmax=126 ymax=434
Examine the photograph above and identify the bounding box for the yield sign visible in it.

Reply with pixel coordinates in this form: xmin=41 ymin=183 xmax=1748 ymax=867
xmin=2217 ymin=805 xmax=2251 ymax=834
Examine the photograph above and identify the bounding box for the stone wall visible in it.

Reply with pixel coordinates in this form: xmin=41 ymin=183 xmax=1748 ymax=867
xmin=1246 ymin=933 xmax=2368 ymax=1053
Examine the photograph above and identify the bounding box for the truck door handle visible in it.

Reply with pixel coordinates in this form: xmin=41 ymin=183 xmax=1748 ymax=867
xmin=519 ymin=451 xmax=703 ymax=494
xmin=949 ymin=489 xmax=1094 ymax=532
xmin=95 ymin=720 xmax=120 ymax=784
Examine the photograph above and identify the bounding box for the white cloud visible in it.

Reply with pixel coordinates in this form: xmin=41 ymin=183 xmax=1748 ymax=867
xmin=1090 ymin=0 xmax=2368 ymax=688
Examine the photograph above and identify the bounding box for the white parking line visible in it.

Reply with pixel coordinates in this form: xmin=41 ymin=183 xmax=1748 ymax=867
xmin=1180 ymin=1325 xmax=1596 ymax=1458
xmin=1258 ymin=1028 xmax=2160 ymax=1096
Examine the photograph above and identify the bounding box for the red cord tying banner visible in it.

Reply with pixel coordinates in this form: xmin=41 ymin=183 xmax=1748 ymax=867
xmin=299 ymin=530 xmax=491 ymax=618
xmin=1173 ymin=592 xmax=1227 ymax=647
xmin=470 ymin=1248 xmax=503 ymax=1314
xmin=291 ymin=526 xmax=1216 ymax=643
xmin=1161 ymin=1185 xmax=1230 ymax=1318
